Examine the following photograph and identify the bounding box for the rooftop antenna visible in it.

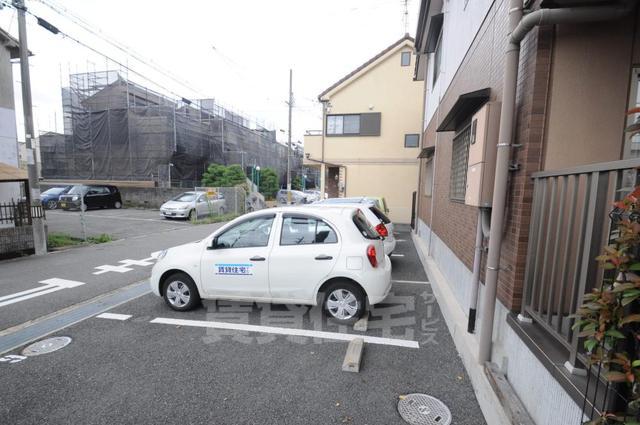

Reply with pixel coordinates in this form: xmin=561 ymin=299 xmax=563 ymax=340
xmin=402 ymin=0 xmax=409 ymax=35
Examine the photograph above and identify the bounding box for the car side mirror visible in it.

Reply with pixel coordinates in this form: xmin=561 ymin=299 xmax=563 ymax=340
xmin=207 ymin=237 xmax=218 ymax=250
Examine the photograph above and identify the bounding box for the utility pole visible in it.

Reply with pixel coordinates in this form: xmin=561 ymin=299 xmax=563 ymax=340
xmin=14 ymin=0 xmax=47 ymax=255
xmin=286 ymin=69 xmax=293 ymax=193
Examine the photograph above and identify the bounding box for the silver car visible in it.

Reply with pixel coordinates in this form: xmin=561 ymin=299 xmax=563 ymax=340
xmin=160 ymin=191 xmax=226 ymax=220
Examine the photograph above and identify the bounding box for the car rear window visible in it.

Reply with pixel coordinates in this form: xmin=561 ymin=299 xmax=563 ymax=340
xmin=369 ymin=206 xmax=391 ymax=224
xmin=352 ymin=210 xmax=380 ymax=240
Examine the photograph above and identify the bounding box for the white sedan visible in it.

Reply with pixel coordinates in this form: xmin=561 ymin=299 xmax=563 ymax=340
xmin=160 ymin=191 xmax=226 ymax=220
xmin=150 ymin=206 xmax=392 ymax=323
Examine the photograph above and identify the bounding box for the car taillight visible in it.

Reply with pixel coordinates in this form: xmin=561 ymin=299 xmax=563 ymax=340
xmin=367 ymin=244 xmax=378 ymax=268
xmin=375 ymin=223 xmax=388 ymax=238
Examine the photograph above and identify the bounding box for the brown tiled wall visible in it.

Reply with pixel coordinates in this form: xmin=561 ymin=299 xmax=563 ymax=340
xmin=416 ymin=0 xmax=552 ymax=311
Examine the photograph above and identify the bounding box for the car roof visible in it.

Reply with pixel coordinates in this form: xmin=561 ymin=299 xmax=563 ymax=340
xmin=319 ymin=197 xmax=374 ymax=205
xmin=248 ymin=205 xmax=357 ymax=218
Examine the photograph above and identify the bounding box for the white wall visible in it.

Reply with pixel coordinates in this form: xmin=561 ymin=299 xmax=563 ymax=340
xmin=0 ymin=106 xmax=21 ymax=202
xmin=416 ymin=218 xmax=585 ymax=425
xmin=423 ymin=0 xmax=495 ymax=131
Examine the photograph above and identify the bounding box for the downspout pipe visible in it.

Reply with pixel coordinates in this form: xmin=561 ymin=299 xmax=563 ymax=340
xmin=477 ymin=0 xmax=635 ymax=364
xmin=467 ymin=209 xmax=485 ymax=334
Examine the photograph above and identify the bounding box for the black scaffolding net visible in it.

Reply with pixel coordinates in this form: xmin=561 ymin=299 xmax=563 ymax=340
xmin=40 ymin=71 xmax=300 ymax=187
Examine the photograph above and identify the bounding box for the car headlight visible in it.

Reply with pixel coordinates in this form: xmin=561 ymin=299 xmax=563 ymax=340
xmin=72 ymin=195 xmax=79 ymax=201
xmin=156 ymin=249 xmax=168 ymax=260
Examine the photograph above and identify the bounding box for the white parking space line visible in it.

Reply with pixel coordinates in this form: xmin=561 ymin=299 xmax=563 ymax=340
xmin=392 ymin=280 xmax=430 ymax=285
xmin=96 ymin=313 xmax=132 ymax=321
xmin=119 ymin=259 xmax=154 ymax=267
xmin=151 ymin=317 xmax=420 ymax=348
xmin=0 ymin=278 xmax=86 ymax=308
xmin=396 ymin=239 xmax=407 ymax=242
xmin=390 ymin=254 xmax=405 ymax=257
xmin=47 ymin=211 xmax=190 ymax=224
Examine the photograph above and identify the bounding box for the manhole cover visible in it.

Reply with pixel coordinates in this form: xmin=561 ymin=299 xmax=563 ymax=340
xmin=22 ymin=337 xmax=72 ymax=356
xmin=398 ymin=393 xmax=452 ymax=425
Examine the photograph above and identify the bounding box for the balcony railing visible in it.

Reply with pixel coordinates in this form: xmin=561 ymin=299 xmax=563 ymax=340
xmin=521 ymin=158 xmax=640 ymax=368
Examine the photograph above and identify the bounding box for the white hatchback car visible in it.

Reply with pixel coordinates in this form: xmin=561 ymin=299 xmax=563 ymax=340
xmin=312 ymin=200 xmax=396 ymax=255
xmin=150 ymin=206 xmax=392 ymax=323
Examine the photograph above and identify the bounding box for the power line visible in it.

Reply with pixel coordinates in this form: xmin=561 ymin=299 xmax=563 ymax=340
xmin=33 ymin=0 xmax=205 ymax=96
xmin=0 ymin=0 xmax=201 ymax=104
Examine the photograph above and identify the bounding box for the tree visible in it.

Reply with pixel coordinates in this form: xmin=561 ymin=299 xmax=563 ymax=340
xmin=258 ymin=167 xmax=279 ymax=200
xmin=291 ymin=176 xmax=303 ymax=191
xmin=222 ymin=165 xmax=247 ymax=186
xmin=201 ymin=164 xmax=246 ymax=187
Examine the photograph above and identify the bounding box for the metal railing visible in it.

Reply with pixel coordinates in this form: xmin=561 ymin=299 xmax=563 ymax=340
xmin=521 ymin=158 xmax=640 ymax=368
xmin=0 ymin=201 xmax=45 ymax=226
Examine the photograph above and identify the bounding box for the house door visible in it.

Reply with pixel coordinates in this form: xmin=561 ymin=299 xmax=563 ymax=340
xmin=327 ymin=167 xmax=340 ymax=198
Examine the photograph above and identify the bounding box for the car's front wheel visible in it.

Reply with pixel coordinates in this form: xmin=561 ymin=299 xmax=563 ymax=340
xmin=46 ymin=200 xmax=57 ymax=209
xmin=322 ymin=281 xmax=365 ymax=324
xmin=162 ymin=272 xmax=200 ymax=311
xmin=114 ymin=201 xmax=122 ymax=209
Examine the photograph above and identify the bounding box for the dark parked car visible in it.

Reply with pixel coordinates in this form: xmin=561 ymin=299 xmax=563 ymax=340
xmin=40 ymin=186 xmax=72 ymax=209
xmin=58 ymin=185 xmax=123 ymax=211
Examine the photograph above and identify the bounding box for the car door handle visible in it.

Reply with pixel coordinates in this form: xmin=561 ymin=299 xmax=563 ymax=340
xmin=315 ymin=255 xmax=333 ymax=260
xmin=250 ymin=256 xmax=266 ymax=261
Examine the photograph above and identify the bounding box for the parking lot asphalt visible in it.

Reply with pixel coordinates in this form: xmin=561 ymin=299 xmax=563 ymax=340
xmin=0 ymin=216 xmax=225 ymax=330
xmin=0 ymin=225 xmax=486 ymax=425
xmin=46 ymin=208 xmax=193 ymax=240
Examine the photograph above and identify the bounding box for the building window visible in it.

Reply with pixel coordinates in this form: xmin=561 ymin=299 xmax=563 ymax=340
xmin=450 ymin=123 xmax=471 ymax=201
xmin=424 ymin=158 xmax=434 ymax=197
xmin=401 ymin=51 xmax=411 ymax=67
xmin=327 ymin=115 xmax=358 ymax=135
xmin=326 ymin=113 xmax=381 ymax=136
xmin=432 ymin=29 xmax=443 ymax=87
xmin=343 ymin=115 xmax=360 ymax=134
xmin=405 ymin=134 xmax=419 ymax=148
xmin=624 ymin=67 xmax=640 ymax=159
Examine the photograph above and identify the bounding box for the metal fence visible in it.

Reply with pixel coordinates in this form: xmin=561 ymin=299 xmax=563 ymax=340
xmin=520 ymin=158 xmax=640 ymax=418
xmin=0 ymin=201 xmax=45 ymax=226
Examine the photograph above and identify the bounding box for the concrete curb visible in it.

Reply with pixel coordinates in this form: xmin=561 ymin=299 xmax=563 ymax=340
xmin=411 ymin=231 xmax=512 ymax=425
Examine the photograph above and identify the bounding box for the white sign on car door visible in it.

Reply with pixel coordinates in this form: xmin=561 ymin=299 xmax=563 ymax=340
xmin=268 ymin=214 xmax=340 ymax=302
xmin=200 ymin=214 xmax=275 ymax=298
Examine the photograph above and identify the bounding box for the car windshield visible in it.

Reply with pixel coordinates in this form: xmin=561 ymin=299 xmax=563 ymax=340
xmin=42 ymin=187 xmax=64 ymax=195
xmin=67 ymin=185 xmax=88 ymax=195
xmin=171 ymin=193 xmax=197 ymax=202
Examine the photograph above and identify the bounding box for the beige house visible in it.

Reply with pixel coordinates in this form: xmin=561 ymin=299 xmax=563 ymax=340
xmin=304 ymin=35 xmax=424 ymax=223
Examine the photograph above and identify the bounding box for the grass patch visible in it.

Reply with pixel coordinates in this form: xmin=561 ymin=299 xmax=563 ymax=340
xmin=47 ymin=232 xmax=113 ymax=249
xmin=191 ymin=213 xmax=239 ymax=225
xmin=87 ymin=233 xmax=113 ymax=244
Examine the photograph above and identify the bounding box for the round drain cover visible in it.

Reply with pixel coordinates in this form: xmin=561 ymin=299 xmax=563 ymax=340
xmin=398 ymin=393 xmax=452 ymax=425
xmin=22 ymin=337 xmax=72 ymax=356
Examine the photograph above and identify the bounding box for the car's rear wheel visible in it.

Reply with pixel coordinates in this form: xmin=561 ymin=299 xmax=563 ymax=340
xmin=114 ymin=201 xmax=122 ymax=209
xmin=322 ymin=281 xmax=365 ymax=324
xmin=162 ymin=272 xmax=200 ymax=311
xmin=47 ymin=200 xmax=57 ymax=209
